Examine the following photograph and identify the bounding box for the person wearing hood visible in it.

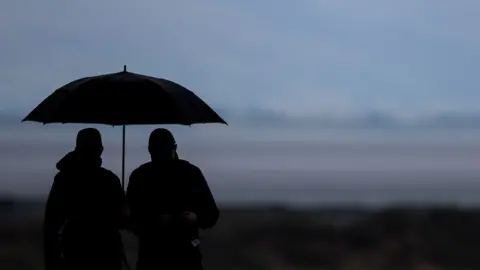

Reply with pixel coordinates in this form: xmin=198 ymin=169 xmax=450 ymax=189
xmin=126 ymin=128 xmax=219 ymax=270
xmin=43 ymin=128 xmax=126 ymax=270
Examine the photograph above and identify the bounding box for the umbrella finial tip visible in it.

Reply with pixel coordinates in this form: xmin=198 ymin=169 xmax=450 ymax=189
xmin=123 ymin=65 xmax=127 ymax=72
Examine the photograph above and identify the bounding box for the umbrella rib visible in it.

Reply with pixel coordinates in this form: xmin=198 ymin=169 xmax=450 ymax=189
xmin=45 ymin=77 xmax=96 ymax=124
xmin=142 ymin=77 xmax=191 ymax=125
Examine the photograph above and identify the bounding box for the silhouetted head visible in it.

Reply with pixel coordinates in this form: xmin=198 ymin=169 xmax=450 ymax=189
xmin=148 ymin=128 xmax=177 ymax=161
xmin=75 ymin=128 xmax=103 ymax=157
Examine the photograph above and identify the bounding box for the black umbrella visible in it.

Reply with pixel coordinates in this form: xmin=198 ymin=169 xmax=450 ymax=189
xmin=23 ymin=65 xmax=227 ymax=188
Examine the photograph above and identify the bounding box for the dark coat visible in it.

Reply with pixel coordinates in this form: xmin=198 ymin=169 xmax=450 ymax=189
xmin=43 ymin=151 xmax=125 ymax=270
xmin=126 ymin=158 xmax=219 ymax=270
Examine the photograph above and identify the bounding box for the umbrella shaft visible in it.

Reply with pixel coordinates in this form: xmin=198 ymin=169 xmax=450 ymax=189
xmin=122 ymin=125 xmax=126 ymax=189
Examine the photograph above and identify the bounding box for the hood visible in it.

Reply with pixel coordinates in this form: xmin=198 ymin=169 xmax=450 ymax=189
xmin=56 ymin=151 xmax=102 ymax=172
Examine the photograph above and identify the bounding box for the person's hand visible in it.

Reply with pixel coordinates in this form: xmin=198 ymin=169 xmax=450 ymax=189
xmin=179 ymin=211 xmax=197 ymax=227
xmin=157 ymin=213 xmax=173 ymax=227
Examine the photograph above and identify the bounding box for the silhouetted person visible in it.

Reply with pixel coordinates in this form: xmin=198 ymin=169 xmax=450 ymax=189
xmin=126 ymin=128 xmax=219 ymax=270
xmin=43 ymin=128 xmax=126 ymax=270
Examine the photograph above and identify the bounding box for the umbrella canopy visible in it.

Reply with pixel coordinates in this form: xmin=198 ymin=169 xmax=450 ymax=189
xmin=23 ymin=66 xmax=227 ymax=188
xmin=23 ymin=66 xmax=227 ymax=126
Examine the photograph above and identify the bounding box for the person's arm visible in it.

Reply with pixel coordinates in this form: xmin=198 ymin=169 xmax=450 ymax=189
xmin=127 ymin=167 xmax=175 ymax=236
xmin=126 ymin=169 xmax=169 ymax=235
xmin=125 ymin=170 xmax=143 ymax=235
xmin=43 ymin=173 xmax=67 ymax=270
xmin=191 ymin=167 xmax=219 ymax=230
xmin=108 ymin=172 xmax=127 ymax=230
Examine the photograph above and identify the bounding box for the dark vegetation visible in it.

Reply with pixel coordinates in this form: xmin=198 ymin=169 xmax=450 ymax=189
xmin=1 ymin=200 xmax=479 ymax=270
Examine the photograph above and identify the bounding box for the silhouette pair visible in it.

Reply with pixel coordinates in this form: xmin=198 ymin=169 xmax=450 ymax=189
xmin=43 ymin=128 xmax=219 ymax=270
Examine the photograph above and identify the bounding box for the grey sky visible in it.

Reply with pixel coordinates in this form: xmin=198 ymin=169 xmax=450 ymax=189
xmin=2 ymin=0 xmax=480 ymax=118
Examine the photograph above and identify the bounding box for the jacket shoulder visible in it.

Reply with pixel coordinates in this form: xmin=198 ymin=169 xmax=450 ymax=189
xmin=99 ymin=167 xmax=118 ymax=177
xmin=97 ymin=168 xmax=121 ymax=185
xmin=54 ymin=170 xmax=65 ymax=179
xmin=53 ymin=171 xmax=68 ymax=186
xmin=130 ymin=162 xmax=152 ymax=176
xmin=177 ymin=159 xmax=200 ymax=171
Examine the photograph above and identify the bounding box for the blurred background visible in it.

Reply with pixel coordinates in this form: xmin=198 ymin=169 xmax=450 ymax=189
xmin=2 ymin=1 xmax=480 ymax=269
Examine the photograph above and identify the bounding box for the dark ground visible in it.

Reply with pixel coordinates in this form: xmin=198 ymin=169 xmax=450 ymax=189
xmin=1 ymin=199 xmax=480 ymax=270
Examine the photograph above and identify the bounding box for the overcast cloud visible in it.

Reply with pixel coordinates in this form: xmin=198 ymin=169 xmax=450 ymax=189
xmin=1 ymin=0 xmax=480 ymax=118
